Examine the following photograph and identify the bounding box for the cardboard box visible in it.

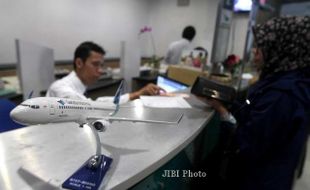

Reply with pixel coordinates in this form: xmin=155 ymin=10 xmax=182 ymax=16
xmin=167 ymin=65 xmax=208 ymax=86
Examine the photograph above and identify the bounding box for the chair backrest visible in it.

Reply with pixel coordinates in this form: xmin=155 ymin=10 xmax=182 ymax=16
xmin=0 ymin=99 xmax=24 ymax=132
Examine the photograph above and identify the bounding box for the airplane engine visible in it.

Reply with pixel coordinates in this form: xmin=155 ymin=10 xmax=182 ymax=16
xmin=92 ymin=120 xmax=110 ymax=132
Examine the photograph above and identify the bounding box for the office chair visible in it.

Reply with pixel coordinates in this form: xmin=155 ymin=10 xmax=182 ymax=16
xmin=0 ymin=99 xmax=24 ymax=132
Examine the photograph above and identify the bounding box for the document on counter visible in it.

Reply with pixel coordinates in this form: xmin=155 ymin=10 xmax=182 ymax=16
xmin=140 ymin=96 xmax=192 ymax=108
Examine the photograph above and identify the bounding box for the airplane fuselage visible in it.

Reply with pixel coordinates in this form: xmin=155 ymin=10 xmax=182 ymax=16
xmin=10 ymin=97 xmax=114 ymax=125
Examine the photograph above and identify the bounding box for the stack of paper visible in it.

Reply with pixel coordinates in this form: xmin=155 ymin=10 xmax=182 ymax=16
xmin=140 ymin=96 xmax=191 ymax=108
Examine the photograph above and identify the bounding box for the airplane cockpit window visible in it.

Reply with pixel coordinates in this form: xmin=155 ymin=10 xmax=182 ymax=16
xmin=30 ymin=105 xmax=39 ymax=109
xmin=21 ymin=104 xmax=40 ymax=109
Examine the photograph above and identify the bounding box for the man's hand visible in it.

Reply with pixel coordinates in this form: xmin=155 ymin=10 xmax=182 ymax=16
xmin=140 ymin=83 xmax=166 ymax=96
xmin=129 ymin=83 xmax=166 ymax=100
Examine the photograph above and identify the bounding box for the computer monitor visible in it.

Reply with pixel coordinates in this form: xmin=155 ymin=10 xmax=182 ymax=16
xmin=156 ymin=75 xmax=188 ymax=93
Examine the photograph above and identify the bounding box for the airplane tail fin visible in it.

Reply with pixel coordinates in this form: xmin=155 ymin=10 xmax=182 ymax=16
xmin=27 ymin=90 xmax=34 ymax=99
xmin=109 ymin=80 xmax=124 ymax=116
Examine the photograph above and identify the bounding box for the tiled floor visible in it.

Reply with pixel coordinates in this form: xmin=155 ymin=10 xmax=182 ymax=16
xmin=294 ymin=139 xmax=310 ymax=190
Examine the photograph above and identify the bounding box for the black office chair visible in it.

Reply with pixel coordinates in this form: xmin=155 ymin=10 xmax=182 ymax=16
xmin=0 ymin=99 xmax=24 ymax=132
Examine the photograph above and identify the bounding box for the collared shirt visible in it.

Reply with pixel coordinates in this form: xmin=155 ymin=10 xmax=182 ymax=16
xmin=165 ymin=39 xmax=190 ymax=65
xmin=46 ymin=71 xmax=130 ymax=103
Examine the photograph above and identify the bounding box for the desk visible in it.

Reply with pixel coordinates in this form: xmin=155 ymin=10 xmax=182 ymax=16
xmin=0 ymin=94 xmax=215 ymax=190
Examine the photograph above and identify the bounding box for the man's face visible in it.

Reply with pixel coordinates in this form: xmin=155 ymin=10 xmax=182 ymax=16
xmin=76 ymin=51 xmax=104 ymax=86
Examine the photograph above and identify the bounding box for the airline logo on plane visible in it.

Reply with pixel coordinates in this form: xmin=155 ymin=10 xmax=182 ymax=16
xmin=57 ymin=100 xmax=65 ymax=105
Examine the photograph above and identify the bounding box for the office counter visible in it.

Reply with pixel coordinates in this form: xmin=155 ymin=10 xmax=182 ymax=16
xmin=0 ymin=95 xmax=215 ymax=190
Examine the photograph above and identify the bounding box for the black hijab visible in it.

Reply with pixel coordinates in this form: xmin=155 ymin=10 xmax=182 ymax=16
xmin=253 ymin=16 xmax=310 ymax=78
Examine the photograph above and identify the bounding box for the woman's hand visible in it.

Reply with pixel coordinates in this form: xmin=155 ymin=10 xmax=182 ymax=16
xmin=196 ymin=96 xmax=229 ymax=117
xmin=205 ymin=98 xmax=229 ymax=116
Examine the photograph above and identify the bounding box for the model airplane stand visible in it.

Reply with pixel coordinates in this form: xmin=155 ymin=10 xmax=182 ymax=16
xmin=62 ymin=124 xmax=113 ymax=190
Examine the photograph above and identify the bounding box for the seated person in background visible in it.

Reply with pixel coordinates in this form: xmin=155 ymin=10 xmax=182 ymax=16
xmin=165 ymin=25 xmax=196 ymax=65
xmin=46 ymin=41 xmax=164 ymax=103
xmin=204 ymin=16 xmax=310 ymax=190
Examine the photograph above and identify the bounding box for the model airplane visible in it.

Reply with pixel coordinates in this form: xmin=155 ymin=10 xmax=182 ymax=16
xmin=10 ymin=80 xmax=182 ymax=130
xmin=9 ymin=96 xmax=182 ymax=130
xmin=10 ymin=80 xmax=184 ymax=189
xmin=10 ymin=80 xmax=183 ymax=168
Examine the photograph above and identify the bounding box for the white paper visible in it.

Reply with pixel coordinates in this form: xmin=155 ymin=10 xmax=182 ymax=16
xmin=140 ymin=96 xmax=192 ymax=108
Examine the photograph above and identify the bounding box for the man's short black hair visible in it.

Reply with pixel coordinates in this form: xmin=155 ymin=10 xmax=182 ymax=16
xmin=73 ymin=41 xmax=106 ymax=69
xmin=182 ymin=26 xmax=196 ymax=41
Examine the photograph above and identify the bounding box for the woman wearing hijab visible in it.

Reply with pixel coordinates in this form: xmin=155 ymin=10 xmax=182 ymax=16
xmin=206 ymin=16 xmax=310 ymax=190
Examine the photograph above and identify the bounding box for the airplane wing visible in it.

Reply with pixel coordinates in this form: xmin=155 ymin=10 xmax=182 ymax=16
xmin=86 ymin=114 xmax=183 ymax=125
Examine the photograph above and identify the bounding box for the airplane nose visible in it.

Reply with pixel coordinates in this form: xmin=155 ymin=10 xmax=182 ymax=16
xmin=10 ymin=106 xmax=27 ymax=125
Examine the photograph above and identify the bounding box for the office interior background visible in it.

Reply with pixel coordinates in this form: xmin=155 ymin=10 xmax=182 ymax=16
xmin=0 ymin=0 xmax=309 ymax=65
xmin=0 ymin=0 xmax=309 ymax=189
xmin=0 ymin=0 xmax=247 ymax=66
xmin=1 ymin=0 xmax=309 ymax=96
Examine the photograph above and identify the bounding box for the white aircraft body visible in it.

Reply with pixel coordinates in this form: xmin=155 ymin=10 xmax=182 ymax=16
xmin=10 ymin=97 xmax=182 ymax=131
